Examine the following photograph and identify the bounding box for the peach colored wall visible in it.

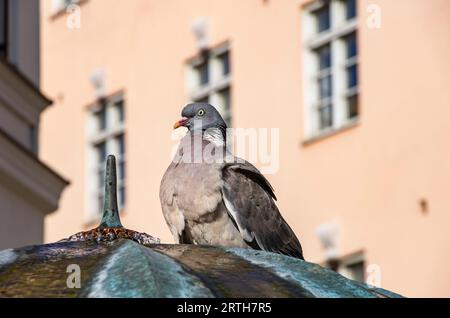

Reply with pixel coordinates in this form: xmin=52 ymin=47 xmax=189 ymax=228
xmin=40 ymin=0 xmax=450 ymax=297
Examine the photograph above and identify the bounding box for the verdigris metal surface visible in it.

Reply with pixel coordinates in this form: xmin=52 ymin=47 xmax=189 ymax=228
xmin=0 ymin=240 xmax=402 ymax=298
xmin=0 ymin=155 xmax=404 ymax=298
xmin=226 ymin=248 xmax=401 ymax=298
xmin=153 ymin=244 xmax=313 ymax=297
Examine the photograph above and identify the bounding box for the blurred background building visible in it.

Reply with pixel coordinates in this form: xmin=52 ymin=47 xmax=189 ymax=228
xmin=0 ymin=0 xmax=67 ymax=250
xmin=5 ymin=0 xmax=442 ymax=297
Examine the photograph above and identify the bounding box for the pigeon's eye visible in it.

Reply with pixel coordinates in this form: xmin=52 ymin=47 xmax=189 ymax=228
xmin=197 ymin=109 xmax=205 ymax=116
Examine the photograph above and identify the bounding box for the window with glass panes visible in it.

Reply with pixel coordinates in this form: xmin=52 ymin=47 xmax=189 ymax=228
xmin=88 ymin=94 xmax=126 ymax=221
xmin=303 ymin=0 xmax=358 ymax=137
xmin=187 ymin=45 xmax=232 ymax=126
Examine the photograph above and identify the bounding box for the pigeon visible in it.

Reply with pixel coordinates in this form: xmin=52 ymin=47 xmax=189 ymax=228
xmin=159 ymin=103 xmax=304 ymax=259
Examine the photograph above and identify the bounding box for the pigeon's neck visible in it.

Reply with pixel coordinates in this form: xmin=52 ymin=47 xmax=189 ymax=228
xmin=201 ymin=127 xmax=226 ymax=147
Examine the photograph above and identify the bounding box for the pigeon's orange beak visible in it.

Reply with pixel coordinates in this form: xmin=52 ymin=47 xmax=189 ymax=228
xmin=173 ymin=117 xmax=189 ymax=129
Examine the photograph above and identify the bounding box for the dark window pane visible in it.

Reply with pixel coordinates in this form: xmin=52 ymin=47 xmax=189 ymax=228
xmin=115 ymin=99 xmax=125 ymax=122
xmin=319 ymin=75 xmax=332 ymax=99
xmin=219 ymin=51 xmax=230 ymax=76
xmin=98 ymin=195 xmax=104 ymax=215
xmin=347 ymin=64 xmax=358 ymax=88
xmin=346 ymin=32 xmax=357 ymax=58
xmin=319 ymin=105 xmax=333 ymax=129
xmin=96 ymin=106 xmax=107 ymax=131
xmin=219 ymin=87 xmax=231 ymax=111
xmin=116 ymin=134 xmax=125 ymax=155
xmin=218 ymin=87 xmax=231 ymax=126
xmin=196 ymin=61 xmax=209 ymax=86
xmin=98 ymin=169 xmax=104 ymax=188
xmin=119 ymin=186 xmax=126 ymax=207
xmin=317 ymin=45 xmax=331 ymax=70
xmin=96 ymin=142 xmax=107 ymax=163
xmin=346 ymin=261 xmax=364 ymax=282
xmin=316 ymin=4 xmax=330 ymax=33
xmin=119 ymin=160 xmax=125 ymax=180
xmin=346 ymin=0 xmax=357 ymax=20
xmin=348 ymin=94 xmax=359 ymax=119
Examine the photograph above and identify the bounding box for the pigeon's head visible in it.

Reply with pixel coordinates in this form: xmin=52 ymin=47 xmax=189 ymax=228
xmin=173 ymin=103 xmax=227 ymax=132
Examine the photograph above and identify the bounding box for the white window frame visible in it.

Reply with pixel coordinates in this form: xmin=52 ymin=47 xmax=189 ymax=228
xmin=186 ymin=44 xmax=232 ymax=126
xmin=85 ymin=93 xmax=126 ymax=223
xmin=303 ymin=0 xmax=359 ymax=140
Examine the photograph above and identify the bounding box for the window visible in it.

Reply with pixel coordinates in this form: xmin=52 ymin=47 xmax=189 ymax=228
xmin=187 ymin=45 xmax=232 ymax=126
xmin=87 ymin=94 xmax=126 ymax=221
xmin=303 ymin=0 xmax=359 ymax=139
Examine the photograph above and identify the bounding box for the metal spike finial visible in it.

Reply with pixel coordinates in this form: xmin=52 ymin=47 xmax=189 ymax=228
xmin=99 ymin=155 xmax=123 ymax=228
xmin=63 ymin=154 xmax=159 ymax=244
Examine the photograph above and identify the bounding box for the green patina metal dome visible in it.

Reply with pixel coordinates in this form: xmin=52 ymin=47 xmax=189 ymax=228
xmin=0 ymin=156 xmax=402 ymax=298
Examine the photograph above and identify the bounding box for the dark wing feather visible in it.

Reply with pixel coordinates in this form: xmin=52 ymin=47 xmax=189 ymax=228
xmin=222 ymin=161 xmax=304 ymax=259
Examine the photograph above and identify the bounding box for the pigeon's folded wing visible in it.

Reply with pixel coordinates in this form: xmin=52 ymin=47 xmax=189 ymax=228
xmin=222 ymin=161 xmax=304 ymax=259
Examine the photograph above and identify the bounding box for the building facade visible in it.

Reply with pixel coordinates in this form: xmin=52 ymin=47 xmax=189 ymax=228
xmin=40 ymin=0 xmax=450 ymax=297
xmin=0 ymin=0 xmax=68 ymax=250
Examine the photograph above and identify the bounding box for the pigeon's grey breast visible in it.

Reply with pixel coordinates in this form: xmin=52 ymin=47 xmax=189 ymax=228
xmin=159 ymin=133 xmax=245 ymax=246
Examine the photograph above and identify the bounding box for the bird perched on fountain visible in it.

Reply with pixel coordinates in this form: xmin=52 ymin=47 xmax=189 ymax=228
xmin=159 ymin=103 xmax=304 ymax=259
